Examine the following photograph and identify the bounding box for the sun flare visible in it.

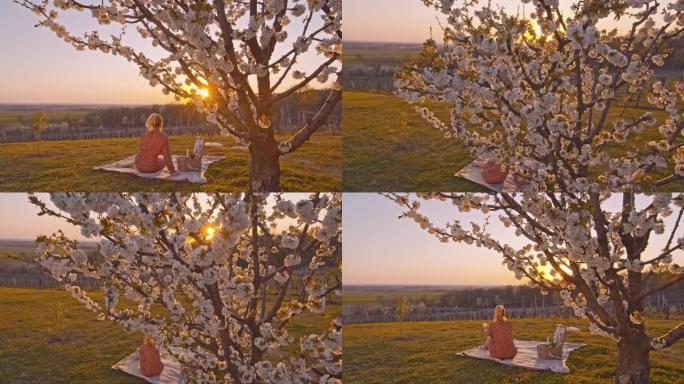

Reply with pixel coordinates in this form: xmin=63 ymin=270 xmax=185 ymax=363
xmin=197 ymin=88 xmax=210 ymax=99
xmin=537 ymin=261 xmax=574 ymax=282
xmin=524 ymin=19 xmax=555 ymax=42
xmin=205 ymin=225 xmax=216 ymax=241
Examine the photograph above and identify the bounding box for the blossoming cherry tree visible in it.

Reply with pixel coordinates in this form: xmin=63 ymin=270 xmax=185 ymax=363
xmin=16 ymin=0 xmax=342 ymax=191
xmin=387 ymin=192 xmax=684 ymax=384
xmin=397 ymin=0 xmax=684 ymax=192
xmin=31 ymin=192 xmax=342 ymax=383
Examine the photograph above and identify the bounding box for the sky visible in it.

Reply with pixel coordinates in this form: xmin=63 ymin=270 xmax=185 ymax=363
xmin=0 ymin=3 xmax=171 ymax=105
xmin=0 ymin=3 xmax=336 ymax=105
xmin=0 ymin=193 xmax=314 ymax=242
xmin=344 ymin=0 xmax=668 ymax=43
xmin=344 ymin=0 xmax=447 ymax=43
xmin=343 ymin=193 xmax=684 ymax=286
xmin=0 ymin=193 xmax=85 ymax=241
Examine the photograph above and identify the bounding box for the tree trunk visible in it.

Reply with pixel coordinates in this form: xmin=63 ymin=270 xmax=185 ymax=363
xmin=616 ymin=332 xmax=651 ymax=384
xmin=249 ymin=138 xmax=281 ymax=192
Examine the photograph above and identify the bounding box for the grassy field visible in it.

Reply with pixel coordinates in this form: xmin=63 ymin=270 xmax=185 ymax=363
xmin=342 ymin=91 xmax=684 ymax=192
xmin=0 ymin=287 xmax=340 ymax=384
xmin=0 ymin=133 xmax=340 ymax=191
xmin=342 ymin=92 xmax=488 ymax=192
xmin=345 ymin=317 xmax=684 ymax=384
xmin=0 ymin=288 xmax=143 ymax=384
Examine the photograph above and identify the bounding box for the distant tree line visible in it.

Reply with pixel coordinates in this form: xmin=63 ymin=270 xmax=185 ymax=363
xmin=344 ymin=39 xmax=684 ymax=94
xmin=345 ymin=273 xmax=684 ymax=325
xmin=0 ymin=88 xmax=340 ymax=143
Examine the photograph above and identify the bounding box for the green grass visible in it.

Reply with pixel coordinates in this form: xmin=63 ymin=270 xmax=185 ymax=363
xmin=342 ymin=92 xmax=486 ymax=192
xmin=0 ymin=288 xmax=142 ymax=384
xmin=0 ymin=133 xmax=340 ymax=191
xmin=0 ymin=287 xmax=340 ymax=384
xmin=345 ymin=317 xmax=684 ymax=384
xmin=342 ymin=91 xmax=684 ymax=192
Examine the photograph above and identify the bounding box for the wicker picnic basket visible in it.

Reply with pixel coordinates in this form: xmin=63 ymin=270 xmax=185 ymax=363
xmin=177 ymin=156 xmax=202 ymax=172
xmin=537 ymin=343 xmax=563 ymax=360
xmin=537 ymin=325 xmax=566 ymax=360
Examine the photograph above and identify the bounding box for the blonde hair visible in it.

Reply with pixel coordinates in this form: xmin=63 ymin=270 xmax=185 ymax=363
xmin=143 ymin=334 xmax=156 ymax=345
xmin=146 ymin=113 xmax=164 ymax=132
xmin=493 ymin=305 xmax=508 ymax=322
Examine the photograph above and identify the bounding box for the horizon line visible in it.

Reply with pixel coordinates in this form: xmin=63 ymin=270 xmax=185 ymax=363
xmin=343 ymin=39 xmax=425 ymax=45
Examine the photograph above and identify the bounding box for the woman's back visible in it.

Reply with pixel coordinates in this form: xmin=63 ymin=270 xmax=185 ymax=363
xmin=135 ymin=131 xmax=174 ymax=172
xmin=488 ymin=319 xmax=517 ymax=360
xmin=138 ymin=342 xmax=164 ymax=377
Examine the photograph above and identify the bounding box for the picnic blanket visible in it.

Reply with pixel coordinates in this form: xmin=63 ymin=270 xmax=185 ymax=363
xmin=456 ymin=159 xmax=531 ymax=193
xmin=95 ymin=155 xmax=225 ymax=184
xmin=459 ymin=340 xmax=585 ymax=373
xmin=112 ymin=349 xmax=184 ymax=384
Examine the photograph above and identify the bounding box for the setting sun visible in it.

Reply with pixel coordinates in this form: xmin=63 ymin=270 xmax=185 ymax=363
xmin=197 ymin=87 xmax=210 ymax=99
xmin=524 ymin=19 xmax=555 ymax=42
xmin=537 ymin=261 xmax=574 ymax=282
xmin=205 ymin=225 xmax=216 ymax=241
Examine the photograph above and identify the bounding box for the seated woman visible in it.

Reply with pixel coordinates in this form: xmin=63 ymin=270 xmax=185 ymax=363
xmin=484 ymin=305 xmax=518 ymax=360
xmin=138 ymin=335 xmax=164 ymax=377
xmin=135 ymin=113 xmax=179 ymax=175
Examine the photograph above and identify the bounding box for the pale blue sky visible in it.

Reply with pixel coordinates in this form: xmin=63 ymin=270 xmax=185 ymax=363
xmin=0 ymin=3 xmax=334 ymax=104
xmin=343 ymin=194 xmax=684 ymax=286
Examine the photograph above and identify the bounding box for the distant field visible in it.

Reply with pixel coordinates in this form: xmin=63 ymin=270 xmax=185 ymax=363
xmin=343 ymin=287 xmax=451 ymax=318
xmin=345 ymin=317 xmax=684 ymax=384
xmin=0 ymin=287 xmax=340 ymax=384
xmin=344 ymin=42 xmax=684 ymax=77
xmin=0 ymin=110 xmax=90 ymax=126
xmin=0 ymin=240 xmax=98 ymax=275
xmin=344 ymin=286 xmax=449 ymax=307
xmin=0 ymin=133 xmax=341 ymax=191
xmin=344 ymin=44 xmax=419 ymax=66
xmin=342 ymin=92 xmax=684 ymax=192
